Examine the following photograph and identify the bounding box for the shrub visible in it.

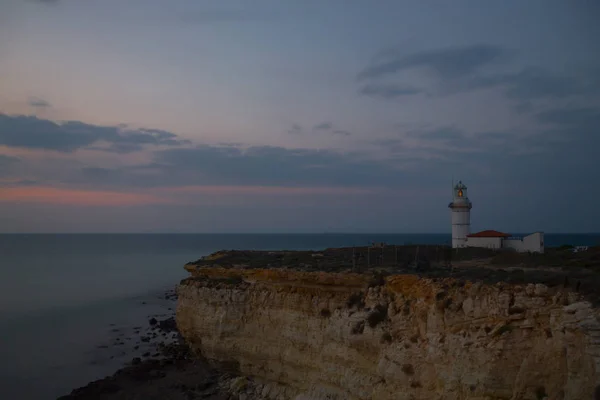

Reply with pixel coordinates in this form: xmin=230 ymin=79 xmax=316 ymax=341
xmin=368 ymin=272 xmax=387 ymax=287
xmin=401 ymin=364 xmax=415 ymax=375
xmin=367 ymin=304 xmax=388 ymax=328
xmin=346 ymin=292 xmax=365 ymax=309
xmin=381 ymin=332 xmax=392 ymax=343
xmin=535 ymin=386 xmax=547 ymax=400
xmin=320 ymin=308 xmax=331 ymax=318
xmin=351 ymin=321 xmax=365 ymax=335
xmin=508 ymin=306 xmax=526 ymax=315
xmin=494 ymin=324 xmax=513 ymax=337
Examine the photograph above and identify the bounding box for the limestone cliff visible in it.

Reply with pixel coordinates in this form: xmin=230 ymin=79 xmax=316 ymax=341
xmin=176 ymin=264 xmax=600 ymax=400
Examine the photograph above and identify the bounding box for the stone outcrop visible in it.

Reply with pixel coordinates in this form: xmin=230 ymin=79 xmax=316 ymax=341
xmin=177 ymin=265 xmax=600 ymax=400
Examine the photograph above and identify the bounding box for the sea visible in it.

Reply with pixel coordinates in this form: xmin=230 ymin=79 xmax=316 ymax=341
xmin=0 ymin=233 xmax=598 ymax=399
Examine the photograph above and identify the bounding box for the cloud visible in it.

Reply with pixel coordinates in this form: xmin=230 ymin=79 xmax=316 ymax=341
xmin=0 ymin=154 xmax=20 ymax=167
xmin=2 ymin=108 xmax=597 ymax=223
xmin=513 ymin=102 xmax=534 ymax=114
xmin=0 ymin=154 xmax=20 ymax=176
xmin=332 ymin=130 xmax=351 ymax=136
xmin=311 ymin=122 xmax=351 ymax=136
xmin=358 ymin=44 xmax=600 ymax=105
xmin=466 ymin=67 xmax=593 ymax=101
xmin=532 ymin=107 xmax=600 ymax=159
xmin=28 ymin=97 xmax=51 ymax=108
xmin=536 ymin=107 xmax=600 ymax=127
xmin=313 ymin=122 xmax=332 ymax=131
xmin=150 ymin=145 xmax=401 ymax=187
xmin=408 ymin=126 xmax=465 ymax=142
xmin=358 ymin=83 xmax=422 ymax=99
xmin=179 ymin=8 xmax=275 ymax=24
xmin=287 ymin=123 xmax=303 ymax=135
xmin=0 ymin=114 xmax=189 ymax=153
xmin=358 ymin=44 xmax=510 ymax=81
xmin=0 ymin=186 xmax=173 ymax=206
xmin=34 ymin=145 xmax=405 ymax=192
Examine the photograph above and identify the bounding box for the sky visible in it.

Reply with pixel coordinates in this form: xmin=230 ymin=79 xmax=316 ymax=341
xmin=0 ymin=0 xmax=599 ymax=233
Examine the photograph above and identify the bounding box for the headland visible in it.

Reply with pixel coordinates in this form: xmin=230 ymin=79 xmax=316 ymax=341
xmin=61 ymin=245 xmax=600 ymax=400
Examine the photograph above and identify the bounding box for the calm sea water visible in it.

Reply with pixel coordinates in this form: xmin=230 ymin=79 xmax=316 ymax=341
xmin=0 ymin=233 xmax=598 ymax=399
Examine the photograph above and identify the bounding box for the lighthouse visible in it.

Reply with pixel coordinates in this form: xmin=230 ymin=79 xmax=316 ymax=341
xmin=448 ymin=180 xmax=472 ymax=248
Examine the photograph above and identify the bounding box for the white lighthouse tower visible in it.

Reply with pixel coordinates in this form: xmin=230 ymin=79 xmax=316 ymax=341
xmin=448 ymin=180 xmax=472 ymax=248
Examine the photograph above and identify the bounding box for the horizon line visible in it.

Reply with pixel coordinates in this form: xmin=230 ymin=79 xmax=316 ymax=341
xmin=1 ymin=232 xmax=599 ymax=235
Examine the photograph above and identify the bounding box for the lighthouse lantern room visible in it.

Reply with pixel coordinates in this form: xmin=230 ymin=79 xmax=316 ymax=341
xmin=448 ymin=180 xmax=472 ymax=248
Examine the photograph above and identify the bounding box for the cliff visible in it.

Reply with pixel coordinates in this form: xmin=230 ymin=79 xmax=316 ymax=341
xmin=176 ymin=251 xmax=600 ymax=400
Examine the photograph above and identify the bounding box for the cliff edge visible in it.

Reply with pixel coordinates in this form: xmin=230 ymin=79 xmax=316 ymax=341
xmin=176 ymin=248 xmax=600 ymax=400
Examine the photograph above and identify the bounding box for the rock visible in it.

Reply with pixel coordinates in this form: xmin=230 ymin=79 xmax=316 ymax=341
xmin=534 ymin=284 xmax=549 ymax=296
xmin=229 ymin=377 xmax=248 ymax=393
xmin=158 ymin=316 xmax=177 ymax=332
xmin=149 ymin=370 xmax=165 ymax=379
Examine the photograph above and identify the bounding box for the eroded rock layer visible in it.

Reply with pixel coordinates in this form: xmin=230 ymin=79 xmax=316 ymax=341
xmin=176 ymin=266 xmax=600 ymax=400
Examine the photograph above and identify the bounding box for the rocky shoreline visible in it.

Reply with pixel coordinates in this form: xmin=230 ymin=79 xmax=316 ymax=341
xmin=57 ymin=341 xmax=230 ymax=400
xmin=56 ymin=286 xmax=313 ymax=400
xmin=57 ymin=288 xmax=235 ymax=400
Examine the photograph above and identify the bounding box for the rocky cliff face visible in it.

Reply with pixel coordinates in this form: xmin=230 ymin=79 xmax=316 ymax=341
xmin=176 ymin=266 xmax=600 ymax=400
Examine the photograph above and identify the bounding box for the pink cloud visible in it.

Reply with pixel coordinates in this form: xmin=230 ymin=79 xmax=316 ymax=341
xmin=0 ymin=186 xmax=174 ymax=206
xmin=0 ymin=184 xmax=383 ymax=207
xmin=159 ymin=185 xmax=375 ymax=196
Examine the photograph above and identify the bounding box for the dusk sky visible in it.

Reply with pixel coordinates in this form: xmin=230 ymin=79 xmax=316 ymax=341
xmin=1 ymin=0 xmax=599 ymax=233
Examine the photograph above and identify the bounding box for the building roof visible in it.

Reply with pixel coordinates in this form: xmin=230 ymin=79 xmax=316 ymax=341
xmin=467 ymin=230 xmax=511 ymax=238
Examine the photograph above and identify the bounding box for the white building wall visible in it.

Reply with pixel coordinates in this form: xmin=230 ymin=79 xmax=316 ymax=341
xmin=503 ymin=239 xmax=525 ymax=252
xmin=502 ymin=232 xmax=544 ymax=253
xmin=523 ymin=232 xmax=544 ymax=253
xmin=465 ymin=237 xmax=502 ymax=249
xmin=451 ymin=209 xmax=471 ymax=248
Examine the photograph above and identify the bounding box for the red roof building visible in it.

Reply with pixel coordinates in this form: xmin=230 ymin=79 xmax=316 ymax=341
xmin=467 ymin=230 xmax=511 ymax=238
